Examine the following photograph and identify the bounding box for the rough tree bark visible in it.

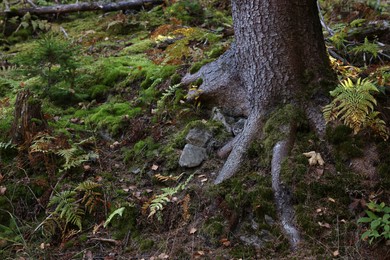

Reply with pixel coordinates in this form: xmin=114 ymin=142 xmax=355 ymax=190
xmin=183 ymin=0 xmax=335 ymax=184
xmin=0 ymin=0 xmax=163 ymax=17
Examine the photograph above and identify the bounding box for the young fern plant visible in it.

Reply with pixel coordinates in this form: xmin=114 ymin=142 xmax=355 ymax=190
xmin=323 ymin=78 xmax=389 ymax=140
xmin=144 ymin=174 xmax=194 ymax=220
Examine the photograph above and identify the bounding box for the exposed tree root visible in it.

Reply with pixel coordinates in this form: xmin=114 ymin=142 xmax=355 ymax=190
xmin=182 ymin=47 xmax=249 ymax=117
xmin=214 ymin=113 xmax=263 ymax=184
xmin=271 ymin=135 xmax=301 ymax=250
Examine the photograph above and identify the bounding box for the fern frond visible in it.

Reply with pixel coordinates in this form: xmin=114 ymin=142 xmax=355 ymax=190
xmin=48 ymin=190 xmax=83 ymax=230
xmin=56 ymin=148 xmax=88 ymax=171
xmin=30 ymin=133 xmax=55 ymax=153
xmin=146 ymin=174 xmax=194 ymax=218
xmin=323 ymin=78 xmax=385 ymax=137
xmin=76 ymin=180 xmax=102 ymax=214
xmin=0 ymin=140 xmax=15 ymax=150
xmin=76 ymin=180 xmax=101 ymax=191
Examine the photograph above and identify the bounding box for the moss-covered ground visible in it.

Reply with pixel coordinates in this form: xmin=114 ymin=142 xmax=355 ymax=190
xmin=0 ymin=0 xmax=390 ymax=259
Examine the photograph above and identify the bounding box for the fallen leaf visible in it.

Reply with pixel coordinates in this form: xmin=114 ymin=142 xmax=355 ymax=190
xmin=303 ymin=151 xmax=325 ymax=166
xmin=318 ymin=222 xmax=331 ymax=228
xmin=316 ymin=208 xmax=322 ymax=213
xmin=198 ymin=174 xmax=206 ymax=178
xmin=0 ymin=186 xmax=6 ymax=195
xmin=83 ymin=165 xmax=91 ymax=171
xmin=328 ymin=197 xmax=336 ymax=203
xmin=316 ymin=153 xmax=325 ymax=166
xmin=0 ymin=174 xmax=3 ymax=182
xmin=40 ymin=243 xmax=45 ymax=249
xmin=220 ymin=238 xmax=231 ymax=247
xmin=200 ymin=178 xmax=208 ymax=183
xmin=158 ymin=253 xmax=169 ymax=259
xmin=189 ymin=227 xmax=197 ymax=234
xmin=151 ymin=164 xmax=159 ymax=171
xmin=333 ymin=250 xmax=339 ymax=257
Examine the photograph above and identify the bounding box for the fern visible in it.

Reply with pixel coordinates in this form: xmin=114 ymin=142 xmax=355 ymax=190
xmin=0 ymin=140 xmax=15 ymax=150
xmin=76 ymin=180 xmax=103 ymax=214
xmin=352 ymin=38 xmax=380 ymax=58
xmin=147 ymin=174 xmax=194 ymax=218
xmin=29 ymin=133 xmax=55 ymax=153
xmin=323 ymin=78 xmax=388 ymax=140
xmin=56 ymin=147 xmax=88 ymax=171
xmin=48 ymin=190 xmax=84 ymax=230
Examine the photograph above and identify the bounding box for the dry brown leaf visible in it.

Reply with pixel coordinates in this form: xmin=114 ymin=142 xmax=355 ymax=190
xmin=189 ymin=227 xmax=197 ymax=234
xmin=220 ymin=238 xmax=231 ymax=247
xmin=158 ymin=253 xmax=169 ymax=259
xmin=200 ymin=178 xmax=208 ymax=183
xmin=333 ymin=250 xmax=339 ymax=257
xmin=0 ymin=174 xmax=3 ymax=182
xmin=328 ymin=197 xmax=336 ymax=203
xmin=151 ymin=164 xmax=159 ymax=171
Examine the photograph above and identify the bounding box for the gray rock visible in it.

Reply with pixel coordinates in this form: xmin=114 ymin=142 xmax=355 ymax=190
xmin=232 ymin=118 xmax=246 ymax=136
xmin=239 ymin=235 xmax=264 ymax=249
xmin=185 ymin=128 xmax=212 ymax=147
xmin=259 ymin=229 xmax=273 ymax=242
xmin=211 ymin=107 xmax=231 ymax=133
xmin=264 ymin=214 xmax=276 ymax=226
xmin=179 ymin=144 xmax=207 ymax=168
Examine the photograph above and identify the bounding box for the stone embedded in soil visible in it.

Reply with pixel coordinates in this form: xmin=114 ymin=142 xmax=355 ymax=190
xmin=232 ymin=118 xmax=246 ymax=136
xmin=185 ymin=128 xmax=212 ymax=147
xmin=179 ymin=144 xmax=207 ymax=168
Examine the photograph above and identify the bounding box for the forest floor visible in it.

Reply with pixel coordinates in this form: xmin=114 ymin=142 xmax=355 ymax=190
xmin=0 ymin=1 xmax=390 ymax=259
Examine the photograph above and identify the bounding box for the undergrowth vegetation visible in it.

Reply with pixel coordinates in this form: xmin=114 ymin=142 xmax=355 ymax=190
xmin=0 ymin=0 xmax=389 ymax=258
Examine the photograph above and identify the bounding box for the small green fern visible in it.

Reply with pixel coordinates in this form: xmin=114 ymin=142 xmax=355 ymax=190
xmin=323 ymin=78 xmax=388 ymax=140
xmin=0 ymin=140 xmax=15 ymax=150
xmin=148 ymin=174 xmax=193 ymax=218
xmin=56 ymin=147 xmax=88 ymax=171
xmin=48 ymin=190 xmax=84 ymax=230
xmin=352 ymin=37 xmax=380 ymax=58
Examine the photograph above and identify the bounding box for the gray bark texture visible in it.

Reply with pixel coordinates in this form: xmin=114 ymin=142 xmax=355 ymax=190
xmin=1 ymin=0 xmax=163 ymax=17
xmin=182 ymin=0 xmax=334 ymax=184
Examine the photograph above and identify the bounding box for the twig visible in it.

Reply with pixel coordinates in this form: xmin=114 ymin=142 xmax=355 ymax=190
xmin=317 ymin=1 xmax=334 ymax=36
xmin=59 ymin=26 xmax=69 ymax=39
xmin=26 ymin=0 xmax=37 ymax=8
xmin=89 ymin=237 xmax=121 ymax=245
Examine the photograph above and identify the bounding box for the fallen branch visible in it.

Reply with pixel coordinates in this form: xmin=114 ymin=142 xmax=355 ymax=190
xmin=1 ymin=0 xmax=163 ymax=17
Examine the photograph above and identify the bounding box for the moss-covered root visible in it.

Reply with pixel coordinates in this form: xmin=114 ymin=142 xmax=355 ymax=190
xmin=214 ymin=113 xmax=263 ymax=184
xmin=272 ymin=139 xmax=300 ymax=250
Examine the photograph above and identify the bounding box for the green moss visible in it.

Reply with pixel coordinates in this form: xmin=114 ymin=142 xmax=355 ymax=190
xmin=122 ymin=39 xmax=153 ymax=54
xmin=139 ymin=238 xmax=154 ymax=252
xmin=262 ymin=104 xmax=305 ymax=161
xmin=165 ymin=0 xmax=205 ymax=25
xmin=47 ymin=83 xmax=84 ymax=106
xmin=206 ymin=45 xmax=226 ymax=59
xmin=87 ymin=102 xmax=142 ymax=135
xmin=88 ymin=84 xmax=110 ymax=101
xmin=170 ymin=73 xmax=182 ymax=85
xmin=326 ymin=125 xmax=364 ymax=163
xmin=190 ymin=59 xmax=213 ymax=74
xmin=230 ymin=245 xmax=256 ymax=259
xmin=201 ymin=216 xmax=225 ymax=243
xmin=110 ymin=204 xmax=139 ymax=240
xmin=124 ymin=137 xmax=160 ymax=163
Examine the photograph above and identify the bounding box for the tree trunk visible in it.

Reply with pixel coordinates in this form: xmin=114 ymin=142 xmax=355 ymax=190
xmin=1 ymin=0 xmax=163 ymax=17
xmin=182 ymin=0 xmax=335 ymax=249
xmin=183 ymin=0 xmax=334 ymax=184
